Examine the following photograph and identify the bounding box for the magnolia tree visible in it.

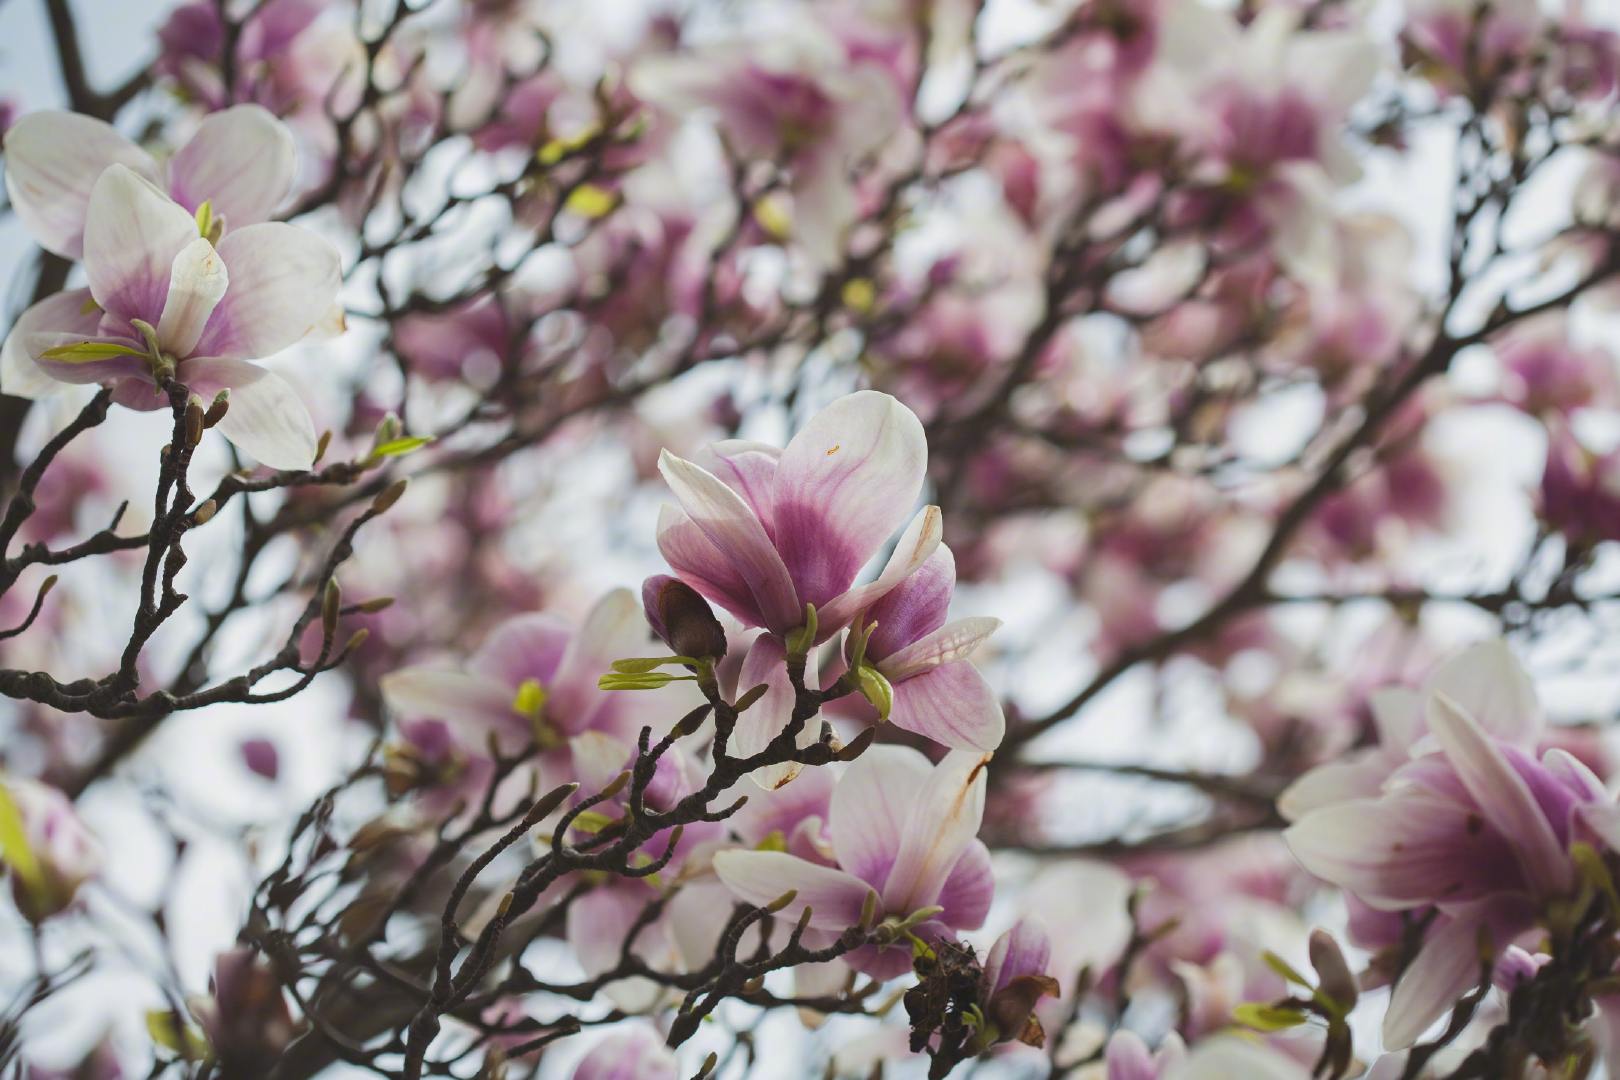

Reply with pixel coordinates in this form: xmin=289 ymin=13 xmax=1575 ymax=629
xmin=3 ymin=0 xmax=1620 ymax=1077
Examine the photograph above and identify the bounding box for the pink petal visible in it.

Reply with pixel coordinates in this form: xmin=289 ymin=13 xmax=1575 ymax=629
xmin=180 ymin=357 xmax=316 ymax=470
xmin=566 ymin=887 xmax=671 ymax=1014
xmin=1382 ymin=897 xmax=1535 ymax=1050
xmin=1428 ymin=693 xmax=1571 ymax=899
xmin=378 ymin=666 xmax=518 ymax=740
xmin=815 ymin=505 xmax=943 ymax=639
xmin=83 ymin=165 xmax=199 ymax=325
xmin=986 ymin=918 xmax=1053 ymax=997
xmin=935 ymin=838 xmax=993 ymax=931
xmin=1275 ymin=750 xmax=1394 ymax=822
xmin=193 ymin=222 xmax=341 ymax=359
xmin=571 ymin=1025 xmax=678 ymax=1080
xmin=1 ymin=289 xmax=102 ymax=398
xmin=1284 ymin=791 xmax=1523 ymax=910
xmin=881 ymin=750 xmax=990 ymax=915
xmin=166 ymin=105 xmax=297 ymax=227
xmin=827 ymin=745 xmax=931 ymax=888
xmin=711 ymin=849 xmax=875 ymax=932
xmin=550 ymin=589 xmax=648 ymax=736
xmin=880 ymin=616 xmax=1000 ymax=682
xmin=772 ymin=391 xmax=927 ymax=610
xmin=860 ymin=543 xmax=955 ymax=663
xmin=469 ymin=613 xmax=573 ymax=689
xmin=157 ymin=237 xmax=229 ymax=358
xmin=887 ymin=661 xmax=1005 ymax=752
xmin=733 ymin=634 xmax=817 ymax=790
xmin=656 ymin=504 xmax=768 ymax=628
xmin=658 ymin=450 xmax=801 ymax=633
xmin=1425 ymin=640 xmax=1540 ymax=746
xmin=695 ymin=439 xmax=780 ymax=532
xmin=3 ymin=111 xmax=157 ymax=259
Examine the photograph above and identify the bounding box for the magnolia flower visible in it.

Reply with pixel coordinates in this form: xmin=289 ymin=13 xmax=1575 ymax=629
xmin=1 ymin=777 xmax=100 ymax=923
xmin=978 ymin=920 xmax=1060 ymax=1049
xmin=713 ymin=746 xmax=993 ymax=979
xmin=630 ymin=17 xmax=904 ymax=267
xmin=189 ymin=948 xmax=301 ymax=1069
xmin=1 ymin=165 xmax=339 ymax=470
xmin=570 ymin=1023 xmax=677 ymax=1080
xmin=655 ymin=391 xmax=940 ymax=641
xmin=1100 ymin=1033 xmax=1311 ymax=1080
xmin=380 ymin=590 xmax=661 ymax=774
xmin=836 ymin=544 xmax=1004 ymax=751
xmin=1283 ymin=640 xmax=1614 ymax=1048
xmin=5 ymin=104 xmax=296 ymax=259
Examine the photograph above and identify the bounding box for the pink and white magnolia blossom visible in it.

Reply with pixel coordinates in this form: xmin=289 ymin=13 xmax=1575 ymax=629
xmin=4 ymin=104 xmax=296 ymax=259
xmin=834 ymin=544 xmax=1005 ymax=751
xmin=569 ymin=1023 xmax=677 ymax=1080
xmin=1 ymin=163 xmax=339 ymax=470
xmin=2 ymin=777 xmax=100 ymax=924
xmin=380 ymin=590 xmax=688 ymax=810
xmin=629 ymin=14 xmax=904 ymax=267
xmin=1283 ymin=640 xmax=1619 ymax=1049
xmin=713 ymin=746 xmax=993 ymax=979
xmin=655 ymin=390 xmax=940 ymax=641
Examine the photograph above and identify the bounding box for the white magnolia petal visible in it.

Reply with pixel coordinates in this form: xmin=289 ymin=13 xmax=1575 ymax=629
xmin=181 ymin=357 xmax=317 ymax=470
xmin=658 ymin=450 xmax=801 ymax=633
xmin=886 ymin=661 xmax=1005 ymax=752
xmin=880 ymin=615 xmax=1000 ymax=682
xmin=1381 ymin=914 xmax=1485 ymax=1050
xmin=194 ymin=223 xmax=342 ymax=359
xmin=815 ymin=505 xmax=943 ymax=638
xmin=772 ymin=391 xmax=928 ymax=611
xmin=166 ymin=104 xmax=297 ymax=226
xmin=157 ymin=238 xmax=229 ymax=358
xmin=881 ymin=750 xmax=990 ymax=915
xmin=1428 ymin=693 xmax=1570 ymax=898
xmin=1424 ymin=640 xmax=1540 ymax=746
xmin=1 ymin=289 xmax=100 ymax=398
xmin=4 ymin=112 xmax=157 ymax=258
xmin=711 ymin=849 xmax=876 ymax=931
xmin=378 ymin=667 xmax=515 ymax=731
xmin=827 ymin=746 xmax=931 ymax=888
xmin=83 ymin=165 xmax=200 ymax=324
xmin=734 ymin=634 xmax=816 ymax=790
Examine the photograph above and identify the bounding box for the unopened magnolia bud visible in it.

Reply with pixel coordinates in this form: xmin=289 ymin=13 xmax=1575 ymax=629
xmin=356 ymin=596 xmax=395 ymax=613
xmin=185 ymin=397 xmax=205 ymax=446
xmin=641 ymin=575 xmax=728 ymax=660
xmin=322 ymin=580 xmax=342 ymax=636
xmin=599 ymin=770 xmax=631 ymax=801
xmin=204 ymin=390 xmax=230 ymax=428
xmin=313 ymin=430 xmax=331 ymax=466
xmin=343 ymin=628 xmax=370 ymax=653
xmin=1309 ymin=929 xmax=1358 ymax=1011
xmin=371 ymin=479 xmax=408 ymax=514
xmin=764 ymin=889 xmax=798 ymax=914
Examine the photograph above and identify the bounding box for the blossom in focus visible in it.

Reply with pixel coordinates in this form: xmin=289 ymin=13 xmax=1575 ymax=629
xmin=5 ymin=104 xmax=296 ymax=259
xmin=1 ymin=777 xmax=100 ymax=924
xmin=1283 ymin=639 xmax=1616 ymax=1048
xmin=2 ymin=164 xmax=340 ymax=470
xmin=713 ymin=746 xmax=993 ymax=979
xmin=655 ymin=390 xmax=940 ymax=640
xmin=834 ymin=544 xmax=1005 ymax=751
